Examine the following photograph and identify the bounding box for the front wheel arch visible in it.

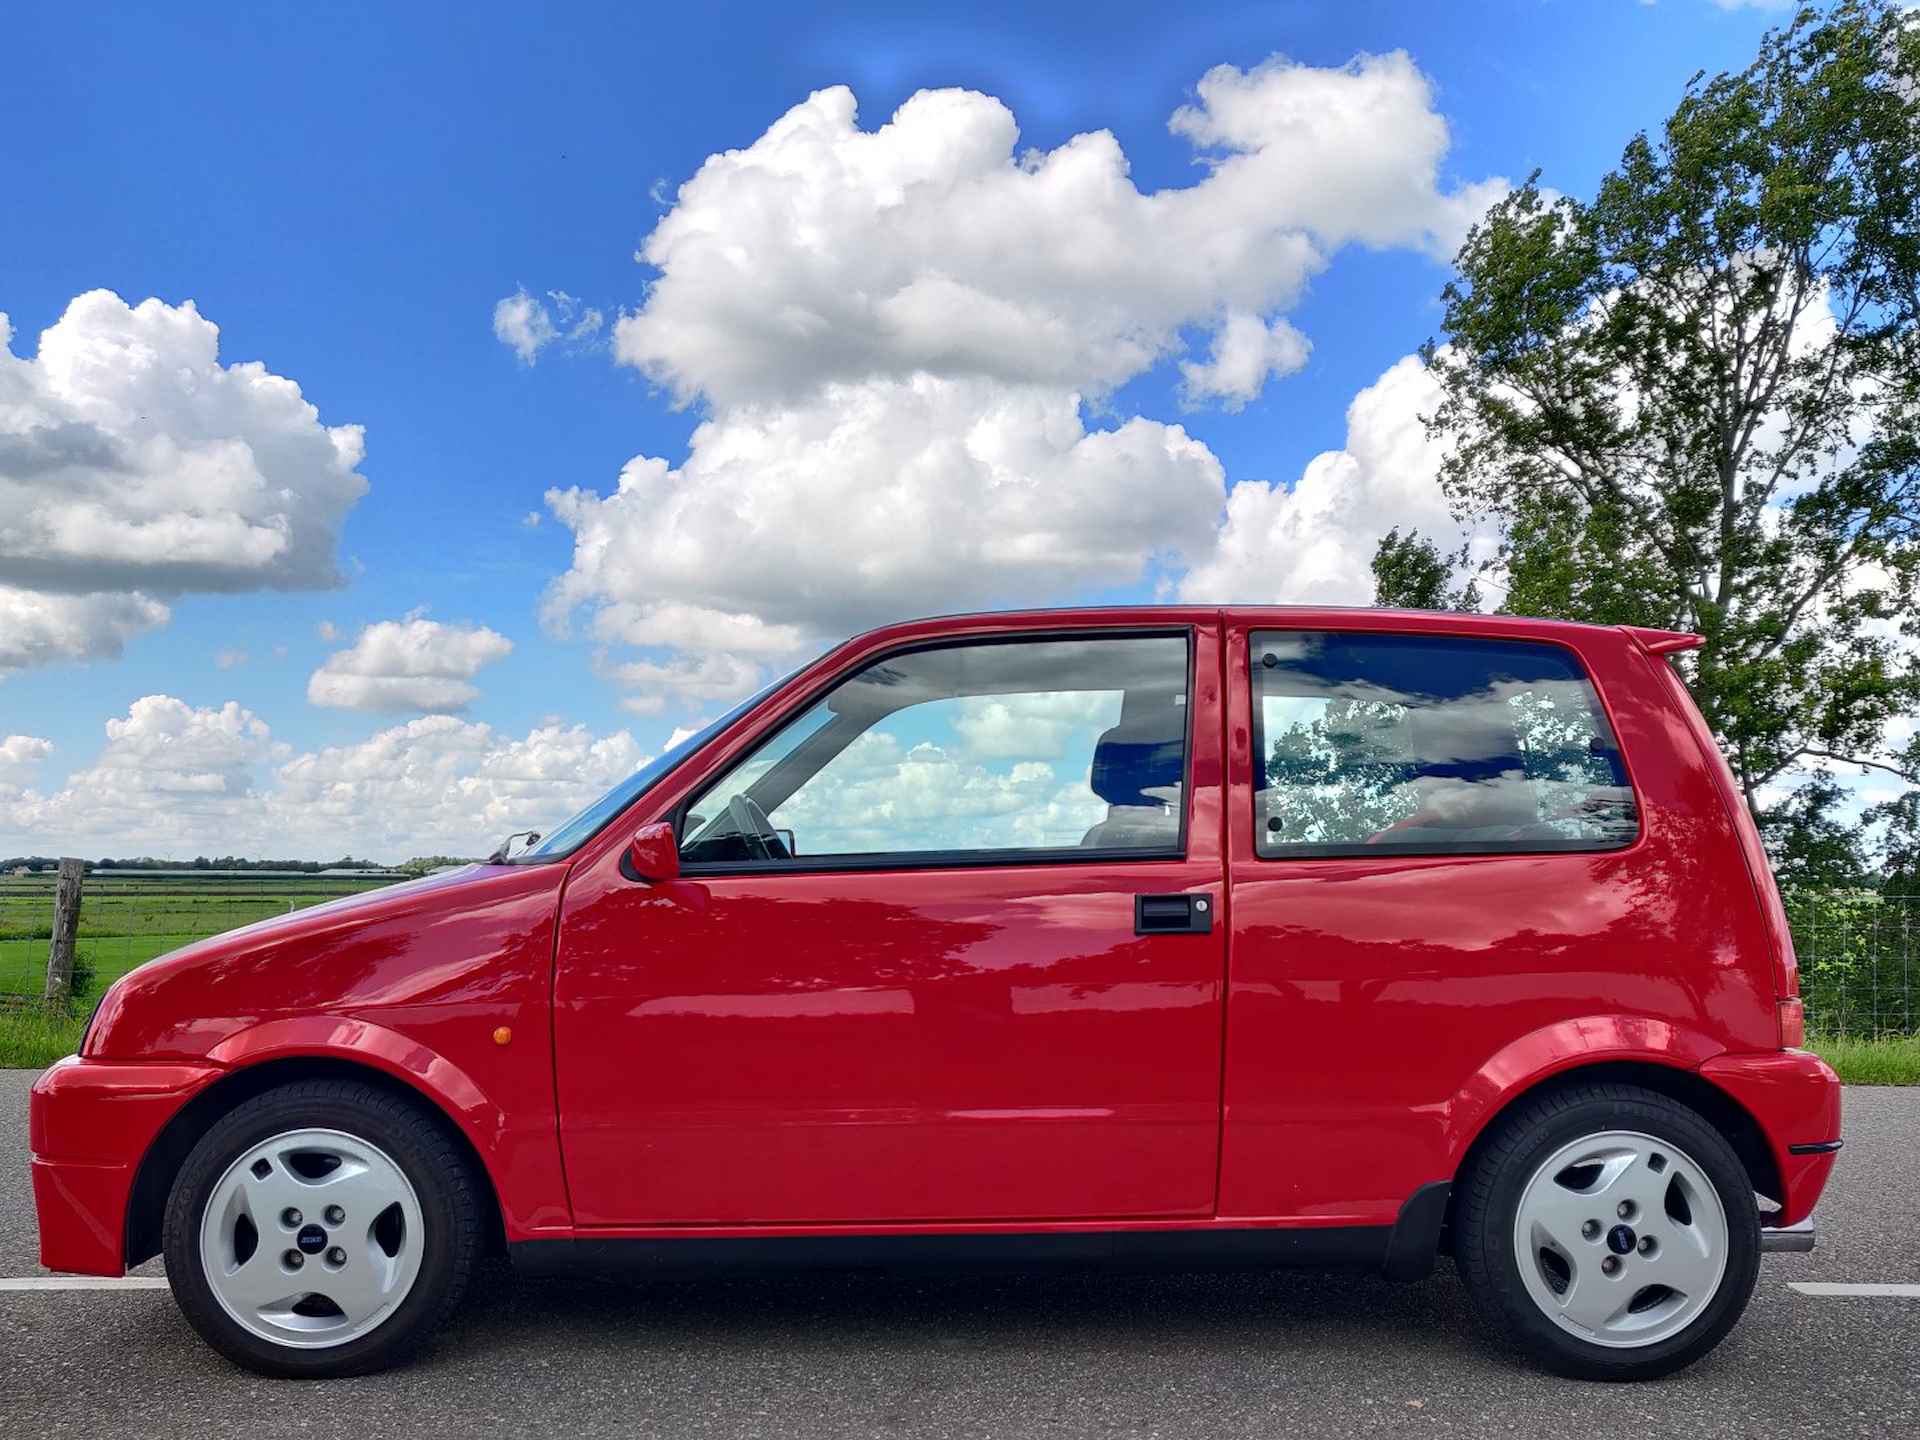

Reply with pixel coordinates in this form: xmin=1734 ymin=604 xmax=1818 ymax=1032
xmin=126 ymin=1056 xmax=504 ymax=1269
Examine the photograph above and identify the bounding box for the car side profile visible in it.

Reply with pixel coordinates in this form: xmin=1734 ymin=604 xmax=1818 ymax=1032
xmin=30 ymin=606 xmax=1841 ymax=1380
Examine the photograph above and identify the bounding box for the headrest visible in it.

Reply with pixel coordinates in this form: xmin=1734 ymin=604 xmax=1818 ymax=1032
xmin=1090 ymin=725 xmax=1183 ymax=808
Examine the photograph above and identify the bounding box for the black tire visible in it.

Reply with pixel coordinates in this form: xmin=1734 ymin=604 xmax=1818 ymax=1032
xmin=162 ymin=1078 xmax=483 ymax=1378
xmin=1454 ymin=1081 xmax=1760 ymax=1381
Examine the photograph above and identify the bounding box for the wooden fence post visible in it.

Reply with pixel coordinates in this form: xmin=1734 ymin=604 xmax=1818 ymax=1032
xmin=44 ymin=857 xmax=84 ymax=1008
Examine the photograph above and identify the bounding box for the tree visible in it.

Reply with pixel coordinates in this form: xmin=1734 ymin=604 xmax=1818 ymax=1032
xmin=1408 ymin=1 xmax=1920 ymax=841
xmin=1371 ymin=528 xmax=1482 ymax=610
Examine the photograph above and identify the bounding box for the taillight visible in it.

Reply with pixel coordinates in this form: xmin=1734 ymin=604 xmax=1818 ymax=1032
xmin=1778 ymin=997 xmax=1806 ymax=1049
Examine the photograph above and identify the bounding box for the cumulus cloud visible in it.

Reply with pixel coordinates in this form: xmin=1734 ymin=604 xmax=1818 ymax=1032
xmin=0 ymin=697 xmax=648 ymax=859
xmin=307 ymin=615 xmax=514 ymax=713
xmin=547 ymin=57 xmax=1508 ymax=712
xmin=1179 ymin=313 xmax=1312 ymax=410
xmin=271 ymin=715 xmax=645 ymax=856
xmin=615 ymin=58 xmax=1500 ymax=407
xmin=544 ymin=378 xmax=1224 ymax=705
xmin=1179 ymin=353 xmax=1495 ymax=606
xmin=492 ymin=288 xmax=603 ymax=364
xmin=0 ymin=734 xmax=51 ymax=800
xmin=0 ymin=291 xmax=367 ymax=672
xmin=0 ymin=586 xmax=169 ymax=678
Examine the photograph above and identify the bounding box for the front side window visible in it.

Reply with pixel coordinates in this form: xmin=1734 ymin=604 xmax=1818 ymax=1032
xmin=681 ymin=634 xmax=1190 ymax=866
xmin=1252 ymin=631 xmax=1637 ymax=857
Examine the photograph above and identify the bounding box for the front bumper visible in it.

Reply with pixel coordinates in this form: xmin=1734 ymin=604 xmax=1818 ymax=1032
xmin=1699 ymin=1048 xmax=1843 ymax=1229
xmin=29 ymin=1055 xmax=222 ymax=1275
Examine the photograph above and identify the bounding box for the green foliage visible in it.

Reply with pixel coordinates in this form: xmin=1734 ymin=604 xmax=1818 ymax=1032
xmin=1420 ymin=1 xmax=1920 ymax=851
xmin=1370 ymin=528 xmax=1482 ymax=610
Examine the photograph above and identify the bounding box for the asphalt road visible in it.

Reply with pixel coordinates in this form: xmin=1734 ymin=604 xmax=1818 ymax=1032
xmin=1 ymin=1070 xmax=1915 ymax=1438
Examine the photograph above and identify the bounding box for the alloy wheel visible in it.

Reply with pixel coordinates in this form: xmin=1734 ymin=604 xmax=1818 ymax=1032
xmin=197 ymin=1127 xmax=425 ymax=1349
xmin=1510 ymin=1128 xmax=1729 ymax=1348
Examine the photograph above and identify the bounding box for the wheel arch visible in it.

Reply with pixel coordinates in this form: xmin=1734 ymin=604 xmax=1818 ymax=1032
xmin=1449 ymin=1059 xmax=1785 ymax=1226
xmin=124 ymin=1054 xmax=507 ymax=1268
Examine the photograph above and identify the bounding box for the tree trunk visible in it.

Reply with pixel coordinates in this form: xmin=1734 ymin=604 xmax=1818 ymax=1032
xmin=43 ymin=858 xmax=84 ymax=1008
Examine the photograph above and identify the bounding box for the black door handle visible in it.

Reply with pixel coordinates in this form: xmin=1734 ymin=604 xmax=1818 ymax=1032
xmin=1135 ymin=892 xmax=1213 ymax=935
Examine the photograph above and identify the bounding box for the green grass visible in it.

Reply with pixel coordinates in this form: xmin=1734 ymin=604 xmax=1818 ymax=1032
xmin=1807 ymin=1032 xmax=1920 ymax=1085
xmin=0 ymin=1007 xmax=88 ymax=1069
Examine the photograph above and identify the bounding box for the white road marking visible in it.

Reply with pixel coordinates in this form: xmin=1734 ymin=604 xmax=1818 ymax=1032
xmin=0 ymin=1275 xmax=170 ymax=1292
xmin=1790 ymin=1282 xmax=1920 ymax=1299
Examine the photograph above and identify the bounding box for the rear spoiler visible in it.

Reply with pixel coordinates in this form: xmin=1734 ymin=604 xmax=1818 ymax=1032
xmin=1620 ymin=625 xmax=1705 ymax=656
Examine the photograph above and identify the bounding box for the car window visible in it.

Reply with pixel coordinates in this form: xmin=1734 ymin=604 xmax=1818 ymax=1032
xmin=681 ymin=633 xmax=1190 ymax=865
xmin=1251 ymin=631 xmax=1637 ymax=857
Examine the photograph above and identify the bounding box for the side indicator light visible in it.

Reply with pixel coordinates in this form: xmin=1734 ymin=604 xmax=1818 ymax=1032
xmin=492 ymin=1026 xmax=513 ymax=1047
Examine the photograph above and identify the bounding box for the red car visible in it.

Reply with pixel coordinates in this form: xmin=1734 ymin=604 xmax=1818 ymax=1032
xmin=31 ymin=607 xmax=1840 ymax=1380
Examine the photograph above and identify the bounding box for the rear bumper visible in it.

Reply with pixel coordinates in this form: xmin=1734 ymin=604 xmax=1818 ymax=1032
xmin=29 ymin=1055 xmax=222 ymax=1275
xmin=1698 ymin=1048 xmax=1843 ymax=1228
xmin=1760 ymin=1215 xmax=1816 ymax=1253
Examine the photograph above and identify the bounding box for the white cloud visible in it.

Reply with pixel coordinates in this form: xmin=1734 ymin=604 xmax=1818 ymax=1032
xmin=616 ymin=58 xmax=1497 ymax=408
xmin=3 ymin=696 xmax=278 ymax=853
xmin=0 ymin=697 xmax=648 ymax=860
xmin=545 ymin=378 xmax=1224 ymax=706
xmin=0 ymin=734 xmax=51 ymax=801
xmin=271 ymin=715 xmax=645 ymax=857
xmin=1179 ymin=353 xmax=1495 ymax=606
xmin=492 ymin=289 xmax=557 ymax=364
xmin=549 ymin=57 xmax=1507 ymax=712
xmin=0 ymin=586 xmax=169 ymax=679
xmin=492 ymin=288 xmax=604 ymax=365
xmin=1179 ymin=312 xmax=1312 ymax=410
xmin=0 ymin=291 xmax=367 ymax=672
xmin=307 ymin=614 xmax=514 ymax=713
xmin=215 ymin=647 xmax=247 ymax=670
xmin=316 ymin=620 xmax=339 ymax=642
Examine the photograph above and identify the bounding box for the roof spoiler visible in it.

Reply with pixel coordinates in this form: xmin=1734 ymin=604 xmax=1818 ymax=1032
xmin=1620 ymin=625 xmax=1705 ymax=656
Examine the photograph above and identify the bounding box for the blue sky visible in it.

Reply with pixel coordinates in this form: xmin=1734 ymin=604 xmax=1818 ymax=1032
xmin=0 ymin=1 xmax=1804 ymax=858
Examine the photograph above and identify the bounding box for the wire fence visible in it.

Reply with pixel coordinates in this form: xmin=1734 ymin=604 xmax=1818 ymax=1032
xmin=1785 ymin=891 xmax=1918 ymax=1040
xmin=2 ymin=873 xmax=1916 ymax=1041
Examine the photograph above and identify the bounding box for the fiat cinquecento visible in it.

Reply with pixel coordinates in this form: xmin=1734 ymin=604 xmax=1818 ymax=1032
xmin=31 ymin=607 xmax=1840 ymax=1379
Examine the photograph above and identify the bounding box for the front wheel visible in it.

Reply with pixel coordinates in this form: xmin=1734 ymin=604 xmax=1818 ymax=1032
xmin=1454 ymin=1082 xmax=1760 ymax=1380
xmin=162 ymin=1079 xmax=482 ymax=1378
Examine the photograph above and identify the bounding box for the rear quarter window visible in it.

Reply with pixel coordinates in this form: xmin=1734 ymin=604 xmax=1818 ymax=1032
xmin=1251 ymin=630 xmax=1638 ymax=858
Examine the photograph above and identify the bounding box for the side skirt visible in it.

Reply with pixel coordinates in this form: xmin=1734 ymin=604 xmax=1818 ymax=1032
xmin=509 ymin=1184 xmax=1453 ymax=1282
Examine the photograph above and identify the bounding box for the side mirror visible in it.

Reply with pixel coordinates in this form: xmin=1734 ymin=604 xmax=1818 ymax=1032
xmin=623 ymin=822 xmax=680 ymax=884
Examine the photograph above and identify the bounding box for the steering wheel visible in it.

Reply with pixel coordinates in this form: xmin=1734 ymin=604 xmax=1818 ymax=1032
xmin=726 ymin=794 xmax=783 ymax=861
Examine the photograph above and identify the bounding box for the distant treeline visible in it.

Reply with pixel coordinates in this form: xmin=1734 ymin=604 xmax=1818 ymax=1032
xmin=1 ymin=855 xmax=478 ymax=875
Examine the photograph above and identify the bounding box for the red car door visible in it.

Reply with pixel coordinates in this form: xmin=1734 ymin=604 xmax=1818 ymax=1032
xmin=551 ymin=623 xmax=1227 ymax=1227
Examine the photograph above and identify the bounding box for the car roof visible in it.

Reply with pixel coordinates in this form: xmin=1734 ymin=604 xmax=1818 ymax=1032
xmin=848 ymin=603 xmax=1665 ymax=649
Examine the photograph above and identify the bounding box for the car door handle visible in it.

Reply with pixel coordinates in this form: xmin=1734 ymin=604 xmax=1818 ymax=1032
xmin=1134 ymin=892 xmax=1213 ymax=935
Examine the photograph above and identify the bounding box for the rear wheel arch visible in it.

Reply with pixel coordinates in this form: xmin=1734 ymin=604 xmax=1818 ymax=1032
xmin=1452 ymin=1059 xmax=1784 ymax=1221
xmin=125 ymin=1055 xmax=505 ymax=1269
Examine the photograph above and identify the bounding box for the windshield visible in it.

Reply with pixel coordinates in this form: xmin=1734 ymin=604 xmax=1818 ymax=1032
xmin=510 ymin=674 xmax=792 ymax=862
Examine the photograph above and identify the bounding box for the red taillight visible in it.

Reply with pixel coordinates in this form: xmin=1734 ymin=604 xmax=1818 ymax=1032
xmin=1778 ymin=997 xmax=1806 ymax=1049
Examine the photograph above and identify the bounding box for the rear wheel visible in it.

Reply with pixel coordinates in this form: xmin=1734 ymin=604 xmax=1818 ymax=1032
xmin=1455 ymin=1082 xmax=1759 ymax=1380
xmin=162 ymin=1079 xmax=481 ymax=1378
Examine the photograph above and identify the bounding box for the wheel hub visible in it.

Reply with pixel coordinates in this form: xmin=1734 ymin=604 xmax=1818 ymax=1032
xmin=1606 ymin=1223 xmax=1637 ymax=1255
